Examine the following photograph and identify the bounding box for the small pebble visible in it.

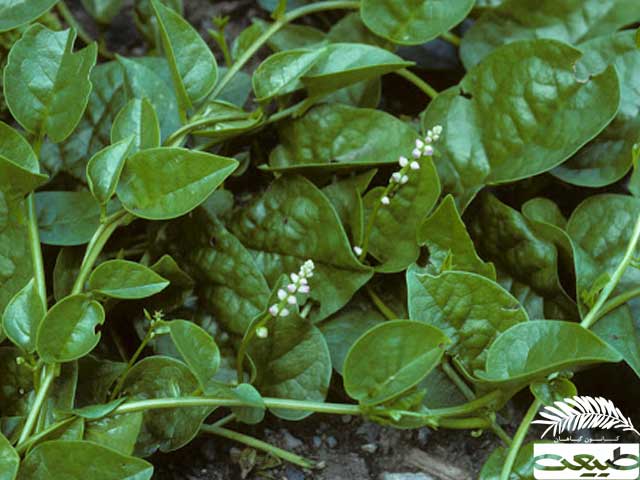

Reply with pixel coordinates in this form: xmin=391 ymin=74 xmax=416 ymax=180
xmin=361 ymin=443 xmax=378 ymax=454
xmin=379 ymin=474 xmax=434 ymax=480
xmin=312 ymin=436 xmax=322 ymax=448
xmin=341 ymin=415 xmax=352 ymax=423
xmin=326 ymin=436 xmax=338 ymax=448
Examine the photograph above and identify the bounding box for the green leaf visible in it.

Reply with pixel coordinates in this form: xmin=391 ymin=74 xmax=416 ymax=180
xmin=552 ymin=31 xmax=640 ymax=187
xmin=252 ymin=48 xmax=325 ymax=101
xmin=476 ymin=321 xmax=622 ymax=389
xmin=253 ymin=18 xmax=326 ymax=52
xmin=4 ymin=25 xmax=97 ymax=143
xmin=35 ymin=191 xmax=101 ymax=246
xmin=81 ymin=0 xmax=124 ymax=24
xmin=17 ymin=440 xmax=153 ymax=480
xmin=72 ymin=397 xmax=127 ymax=419
xmin=157 ymin=210 xmax=270 ymax=335
xmin=122 ymin=356 xmax=211 ymax=456
xmin=0 ymin=431 xmax=18 ymax=480
xmin=84 ymin=412 xmax=143 ymax=456
xmin=361 ymin=0 xmax=474 ymax=45
xmin=36 ymin=294 xmax=105 ymax=363
xmin=116 ymin=147 xmax=238 ymax=220
xmin=151 ymin=0 xmax=218 ymax=108
xmin=319 ymin=295 xmax=385 ymax=375
xmin=247 ymin=281 xmax=332 ymax=420
xmin=2 ymin=278 xmax=45 ymax=353
xmin=0 ymin=122 xmax=47 ymax=199
xmin=327 ymin=12 xmax=388 ymax=48
xmin=469 ymin=194 xmax=578 ymax=320
xmin=343 ymin=320 xmax=450 ymax=406
xmin=267 ymin=104 xmax=418 ymax=172
xmin=86 ymin=136 xmax=134 ymax=205
xmin=0 ymin=347 xmax=33 ymax=418
xmin=422 ymin=40 xmax=619 ymax=208
xmin=229 ymin=176 xmax=372 ymax=322
xmin=301 ymin=43 xmax=412 ymax=97
xmin=167 ymin=319 xmax=220 ymax=393
xmin=230 ymin=383 xmax=265 ymax=425
xmin=460 ymin=0 xmax=640 ymax=68
xmin=417 ymin=195 xmax=495 ymax=278
xmin=0 ymin=0 xmax=58 ymax=31
xmin=191 ymin=101 xmax=263 ymax=141
xmin=75 ymin=355 xmax=126 ymax=406
xmin=567 ymin=194 xmax=640 ymax=314
xmin=407 ymin=268 xmax=528 ymax=373
xmin=531 ymin=378 xmax=577 ymax=406
xmin=592 ymin=306 xmax=640 ymax=379
xmin=363 ymin=156 xmax=440 ymax=272
xmin=88 ymin=260 xmax=169 ymax=299
xmin=53 ymin=247 xmax=84 ymax=302
xmin=480 ymin=442 xmax=534 ymax=480
xmin=111 ymin=98 xmax=160 ymax=152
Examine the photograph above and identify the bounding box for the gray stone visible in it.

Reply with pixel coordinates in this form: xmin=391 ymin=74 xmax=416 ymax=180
xmin=326 ymin=435 xmax=338 ymax=448
xmin=281 ymin=429 xmax=304 ymax=450
xmin=379 ymin=474 xmax=434 ymax=480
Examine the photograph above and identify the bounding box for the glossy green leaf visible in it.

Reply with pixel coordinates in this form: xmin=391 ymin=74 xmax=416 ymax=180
xmin=477 ymin=321 xmax=622 ymax=388
xmin=157 ymin=210 xmax=269 ymax=335
xmin=86 ymin=136 xmax=134 ymax=205
xmin=2 ymin=278 xmax=45 ymax=353
xmin=0 ymin=0 xmax=58 ymax=32
xmin=553 ymin=31 xmax=640 ymax=187
xmin=0 ymin=347 xmax=33 ymax=418
xmin=75 ymin=355 xmax=126 ymax=406
xmin=191 ymin=101 xmax=263 ymax=141
xmin=230 ymin=383 xmax=265 ymax=425
xmin=480 ymin=443 xmax=534 ymax=480
xmin=422 ymin=40 xmax=619 ymax=208
xmin=302 ymin=43 xmax=412 ymax=96
xmin=327 ymin=12 xmax=388 ymax=48
xmin=73 ymin=397 xmax=127 ymax=419
xmin=81 ymin=0 xmax=124 ymax=23
xmin=167 ymin=319 xmax=220 ymax=393
xmin=531 ymin=378 xmax=577 ymax=406
xmin=461 ymin=0 xmax=640 ymax=68
xmin=247 ymin=280 xmax=332 ymax=420
xmin=17 ymin=440 xmax=153 ymax=480
xmin=36 ymin=294 xmax=105 ymax=363
xmin=363 ymin=156 xmax=440 ymax=272
xmin=407 ymin=268 xmax=528 ymax=372
xmin=593 ymin=306 xmax=640 ymax=379
xmin=267 ymin=104 xmax=417 ymax=172
xmin=152 ymin=0 xmax=218 ymax=108
xmin=252 ymin=48 xmax=325 ymax=101
xmin=418 ymin=195 xmax=495 ymax=278
xmin=111 ymin=98 xmax=160 ymax=152
xmin=35 ymin=191 xmax=101 ymax=246
xmin=344 ymin=320 xmax=450 ymax=406
xmin=0 ymin=122 xmax=47 ymax=199
xmin=253 ymin=18 xmax=326 ymax=52
xmin=88 ymin=260 xmax=169 ymax=299
xmin=117 ymin=147 xmax=237 ymax=220
xmin=53 ymin=247 xmax=84 ymax=302
xmin=4 ymin=26 xmax=97 ymax=143
xmin=469 ymin=194 xmax=578 ymax=320
xmin=0 ymin=431 xmax=18 ymax=480
xmin=567 ymin=194 xmax=640 ymax=314
xmin=122 ymin=356 xmax=211 ymax=456
xmin=84 ymin=412 xmax=143 ymax=456
xmin=229 ymin=176 xmax=372 ymax=322
xmin=361 ymin=0 xmax=474 ymax=45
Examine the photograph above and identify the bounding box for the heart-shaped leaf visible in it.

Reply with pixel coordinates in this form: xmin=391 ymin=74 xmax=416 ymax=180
xmin=2 ymin=278 xmax=45 ymax=353
xmin=88 ymin=259 xmax=169 ymax=299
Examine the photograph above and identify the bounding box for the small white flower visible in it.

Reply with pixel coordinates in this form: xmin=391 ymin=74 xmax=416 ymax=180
xmin=298 ymin=284 xmax=310 ymax=294
xmin=277 ymin=289 xmax=287 ymax=300
xmin=287 ymin=283 xmax=297 ymax=293
xmin=353 ymin=246 xmax=363 ymax=256
xmin=269 ymin=304 xmax=279 ymax=316
xmin=412 ymin=148 xmax=422 ymax=159
xmin=410 ymin=161 xmax=420 ymax=170
xmin=424 ymin=145 xmax=434 ymax=156
xmin=433 ymin=125 xmax=443 ymax=135
xmin=399 ymin=156 xmax=409 ymax=167
xmin=256 ymin=326 xmax=269 ymax=338
xmin=424 ymin=135 xmax=432 ymax=144
xmin=300 ymin=278 xmax=308 ymax=285
xmin=290 ymin=273 xmax=299 ymax=283
xmin=279 ymin=308 xmax=290 ymax=317
xmin=432 ymin=134 xmax=440 ymax=142
xmin=287 ymin=295 xmax=297 ymax=305
xmin=415 ymin=139 xmax=424 ymax=149
xmin=400 ymin=175 xmax=409 ymax=184
xmin=381 ymin=196 xmax=390 ymax=205
xmin=392 ymin=172 xmax=402 ymax=183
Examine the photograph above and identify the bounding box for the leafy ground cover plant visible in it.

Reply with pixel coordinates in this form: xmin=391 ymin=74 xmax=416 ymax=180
xmin=1 ymin=0 xmax=639 ymax=478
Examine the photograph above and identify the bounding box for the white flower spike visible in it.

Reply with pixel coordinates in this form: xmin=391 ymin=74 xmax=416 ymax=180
xmin=399 ymin=156 xmax=409 ymax=167
xmin=256 ymin=326 xmax=269 ymax=338
xmin=353 ymin=246 xmax=363 ymax=256
xmin=381 ymin=196 xmax=390 ymax=205
xmin=410 ymin=161 xmax=420 ymax=170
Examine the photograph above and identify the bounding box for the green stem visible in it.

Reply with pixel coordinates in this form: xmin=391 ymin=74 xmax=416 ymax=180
xmin=358 ymin=198 xmax=383 ymax=262
xmin=499 ymin=398 xmax=541 ymax=480
xmin=25 ymin=195 xmax=47 ymax=306
xmin=427 ymin=390 xmax=502 ymax=418
xmin=56 ymin=1 xmax=115 ymax=59
xmin=109 ymin=323 xmax=157 ymax=401
xmin=236 ymin=313 xmax=268 ymax=382
xmin=163 ymin=116 xmax=226 ymax=147
xmin=201 ymin=425 xmax=316 ymax=469
xmin=438 ymin=417 xmax=491 ymax=429
xmin=395 ymin=69 xmax=439 ymax=100
xmin=71 ymin=210 xmax=130 ymax=295
xmin=581 ymin=212 xmax=640 ymax=329
xmin=440 ymin=31 xmax=461 ymax=47
xmin=366 ymin=285 xmax=397 ymax=320
xmin=16 ymin=365 xmax=56 ymax=447
xmin=594 ymin=286 xmax=640 ymax=322
xmin=16 ymin=416 xmax=75 ymax=454
xmin=208 ymin=30 xmax=232 ymax=68
xmin=209 ymin=0 xmax=360 ymax=100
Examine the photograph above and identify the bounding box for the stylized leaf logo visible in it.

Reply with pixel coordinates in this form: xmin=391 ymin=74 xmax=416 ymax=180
xmin=532 ymin=396 xmax=640 ymax=438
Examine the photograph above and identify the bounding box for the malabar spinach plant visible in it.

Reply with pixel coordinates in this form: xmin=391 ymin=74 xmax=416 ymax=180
xmin=1 ymin=0 xmax=639 ymax=478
